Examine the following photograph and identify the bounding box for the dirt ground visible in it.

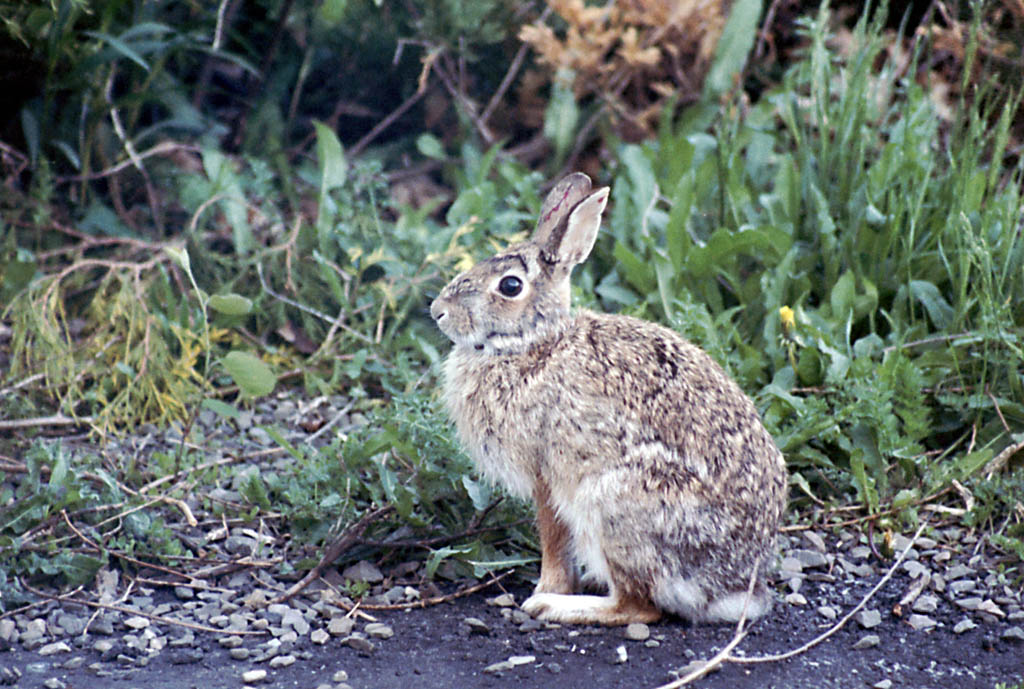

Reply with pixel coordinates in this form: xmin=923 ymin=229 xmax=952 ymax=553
xmin=3 ymin=572 xmax=1022 ymax=689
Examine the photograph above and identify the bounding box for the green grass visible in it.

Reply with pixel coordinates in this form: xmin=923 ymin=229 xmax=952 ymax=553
xmin=2 ymin=0 xmax=1023 ymax=598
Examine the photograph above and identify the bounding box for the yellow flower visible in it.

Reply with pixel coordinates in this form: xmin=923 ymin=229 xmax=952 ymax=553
xmin=779 ymin=305 xmax=795 ymax=331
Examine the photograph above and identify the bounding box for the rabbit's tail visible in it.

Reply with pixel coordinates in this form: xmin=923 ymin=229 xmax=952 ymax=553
xmin=653 ymin=577 xmax=772 ymax=623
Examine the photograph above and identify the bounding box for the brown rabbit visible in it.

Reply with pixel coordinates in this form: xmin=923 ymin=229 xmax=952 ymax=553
xmin=430 ymin=173 xmax=787 ymax=625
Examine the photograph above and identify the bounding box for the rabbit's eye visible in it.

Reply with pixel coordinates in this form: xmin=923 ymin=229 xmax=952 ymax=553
xmin=497 ymin=275 xmax=523 ymax=297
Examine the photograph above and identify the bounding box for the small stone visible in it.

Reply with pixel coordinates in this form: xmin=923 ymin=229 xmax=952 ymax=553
xmin=174 ymin=586 xmax=195 ymax=600
xmin=949 ymin=580 xmax=977 ymax=595
xmin=802 ymin=530 xmax=827 ymax=552
xmin=857 ymin=610 xmax=882 ymax=629
xmin=907 ymin=614 xmax=936 ymax=631
xmin=483 ymin=655 xmax=536 ymax=673
xmin=43 ymin=678 xmax=66 ymax=689
xmin=1001 ymin=626 xmax=1024 ymax=643
xmin=785 ymin=593 xmax=807 ymax=606
xmin=328 ymin=617 xmax=356 ymax=637
xmin=912 ymin=595 xmax=939 ymax=613
xmin=672 ymin=660 xmax=718 ymax=678
xmin=56 ymin=613 xmax=86 ymax=636
xmin=364 ymin=623 xmax=393 ymax=640
xmin=791 ymin=549 xmax=829 ymax=569
xmin=0 ymin=619 xmax=15 ymax=643
xmin=903 ymin=561 xmax=930 ymax=579
xmin=463 ymin=617 xmax=490 ymax=635
xmin=945 ymin=564 xmax=975 ymax=580
xmin=269 ymin=654 xmax=296 ymax=668
xmin=229 ymin=647 xmax=250 ymax=660
xmin=38 ymin=641 xmax=72 ymax=656
xmin=242 ymin=669 xmax=267 ymax=683
xmin=624 ymin=623 xmax=650 ymax=641
xmin=613 ymin=644 xmax=628 ymax=664
xmin=218 ymin=635 xmax=243 ymax=648
xmin=953 ymin=618 xmax=977 ymax=634
xmin=311 ymin=629 xmax=330 ymax=645
xmin=487 ymin=593 xmax=516 ymax=607
xmin=343 ymin=635 xmax=375 ymax=654
xmin=853 ymin=634 xmax=881 ymax=650
xmin=332 ymin=670 xmax=350 ymax=682
xmin=873 ymin=680 xmax=893 ymax=689
xmin=123 ymin=616 xmax=150 ymax=630
xmin=93 ymin=639 xmax=115 ymax=654
xmin=817 ymin=606 xmax=838 ymax=620
xmin=779 ymin=557 xmax=803 ymax=575
xmin=341 ymin=560 xmax=383 ymax=584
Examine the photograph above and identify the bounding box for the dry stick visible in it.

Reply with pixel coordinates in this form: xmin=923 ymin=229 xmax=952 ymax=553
xmin=0 ymin=414 xmax=94 ymax=430
xmin=984 ymin=437 xmax=1024 ymax=479
xmin=349 ymin=87 xmax=427 ymax=158
xmin=21 ymin=580 xmax=263 ymax=636
xmin=272 ymin=505 xmax=395 ymax=604
xmin=653 ymin=557 xmax=762 ymax=689
xmin=730 ymin=521 xmax=929 ymax=666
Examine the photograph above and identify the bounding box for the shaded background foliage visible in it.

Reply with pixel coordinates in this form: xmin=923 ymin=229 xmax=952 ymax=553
xmin=1 ymin=0 xmax=1023 ymax=596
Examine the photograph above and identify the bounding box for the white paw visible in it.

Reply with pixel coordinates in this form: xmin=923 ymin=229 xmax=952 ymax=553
xmin=522 ymin=593 xmax=611 ymax=623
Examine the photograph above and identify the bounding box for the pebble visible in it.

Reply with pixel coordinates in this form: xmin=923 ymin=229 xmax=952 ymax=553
xmin=38 ymin=641 xmax=71 ymax=656
xmin=911 ymin=595 xmax=939 ymax=613
xmin=873 ymin=680 xmax=893 ymax=689
xmin=364 ymin=623 xmax=393 ymax=640
xmin=174 ymin=586 xmax=195 ymax=600
xmin=857 ymin=610 xmax=882 ymax=629
xmin=311 ymin=629 xmax=330 ymax=645
xmin=953 ymin=618 xmax=978 ymax=634
xmin=229 ymin=647 xmax=250 ymax=660
xmin=853 ymin=634 xmax=881 ymax=649
xmin=817 ymin=606 xmax=837 ymax=620
xmin=613 ymin=644 xmax=628 ymax=664
xmin=43 ymin=679 xmax=66 ymax=689
xmin=341 ymin=561 xmax=384 ymax=584
xmin=0 ymin=619 xmax=15 ymax=643
xmin=463 ymin=617 xmax=491 ymax=635
xmin=1001 ymin=626 xmax=1024 ymax=643
xmin=624 ymin=623 xmax=650 ymax=641
xmin=791 ymin=549 xmax=829 ymax=569
xmin=802 ymin=530 xmax=827 ymax=552
xmin=343 ymin=635 xmax=375 ymax=654
xmin=123 ymin=616 xmax=150 ymax=630
xmin=785 ymin=593 xmax=807 ymax=606
xmin=483 ymin=655 xmax=535 ymax=673
xmin=486 ymin=593 xmax=516 ymax=607
xmin=907 ymin=614 xmax=936 ymax=631
xmin=242 ymin=668 xmax=267 ymax=683
xmin=269 ymin=654 xmax=296 ymax=668
xmin=328 ymin=617 xmax=356 ymax=637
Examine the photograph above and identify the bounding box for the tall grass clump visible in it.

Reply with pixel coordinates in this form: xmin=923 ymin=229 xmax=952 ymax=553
xmin=577 ymin=2 xmax=1023 ymax=517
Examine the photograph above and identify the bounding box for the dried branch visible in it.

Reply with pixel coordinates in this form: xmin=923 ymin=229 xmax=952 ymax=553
xmin=272 ymin=505 xmax=395 ymax=604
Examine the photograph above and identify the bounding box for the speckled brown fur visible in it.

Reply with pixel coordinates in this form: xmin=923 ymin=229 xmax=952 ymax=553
xmin=430 ymin=173 xmax=787 ymax=626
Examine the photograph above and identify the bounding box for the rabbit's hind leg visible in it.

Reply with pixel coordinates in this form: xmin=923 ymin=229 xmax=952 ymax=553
xmin=521 ymin=590 xmax=661 ymax=626
xmin=534 ymin=480 xmax=577 ymax=594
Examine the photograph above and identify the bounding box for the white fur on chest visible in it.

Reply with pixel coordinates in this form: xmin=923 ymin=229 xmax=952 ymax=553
xmin=442 ymin=350 xmax=535 ymax=499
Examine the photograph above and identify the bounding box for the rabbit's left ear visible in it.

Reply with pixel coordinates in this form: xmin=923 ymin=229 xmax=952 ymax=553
xmin=547 ymin=187 xmax=609 ymax=267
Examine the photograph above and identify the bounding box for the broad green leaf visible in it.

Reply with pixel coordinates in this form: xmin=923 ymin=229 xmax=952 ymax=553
xmin=416 ymin=133 xmax=445 ymax=160
xmin=313 ymin=120 xmax=347 ymax=191
xmin=830 ymin=270 xmax=856 ymax=321
xmin=84 ymin=30 xmax=151 ymax=71
xmin=910 ymin=280 xmax=954 ymax=330
xmin=665 ymin=172 xmax=696 ymax=271
xmin=613 ymin=240 xmax=655 ymax=293
xmin=209 ymin=293 xmax=253 ymax=316
xmin=49 ymin=449 xmax=69 ymax=489
xmin=221 ymin=351 xmax=276 ymax=397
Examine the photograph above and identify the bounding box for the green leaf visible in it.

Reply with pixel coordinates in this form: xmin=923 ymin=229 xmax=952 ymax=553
xmin=416 ymin=133 xmax=445 ymax=160
xmin=543 ymin=68 xmax=579 ymax=163
xmin=221 ymin=351 xmax=276 ymax=397
xmin=462 ymin=476 xmax=491 ymax=512
xmin=201 ymin=398 xmax=240 ymax=420
xmin=704 ymin=0 xmax=763 ymax=99
xmin=313 ymin=120 xmax=347 ymax=191
xmin=909 ymin=280 xmax=954 ymax=330
xmin=84 ymin=30 xmax=151 ymax=71
xmin=48 ymin=449 xmax=69 ymax=489
xmin=424 ymin=545 xmax=473 ymax=579
xmin=830 ymin=270 xmax=856 ymax=321
xmin=208 ymin=293 xmax=253 ymax=316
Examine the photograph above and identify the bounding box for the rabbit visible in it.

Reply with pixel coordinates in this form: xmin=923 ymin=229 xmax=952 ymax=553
xmin=430 ymin=173 xmax=787 ymax=626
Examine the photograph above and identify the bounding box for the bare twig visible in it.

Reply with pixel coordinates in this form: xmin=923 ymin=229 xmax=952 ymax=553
xmin=349 ymin=87 xmax=428 ymax=158
xmin=984 ymin=438 xmax=1024 ymax=478
xmin=0 ymin=414 xmax=93 ymax=430
xmin=272 ymin=505 xmax=395 ymax=604
xmin=730 ymin=521 xmax=929 ymax=665
xmin=344 ymin=570 xmax=514 ymax=612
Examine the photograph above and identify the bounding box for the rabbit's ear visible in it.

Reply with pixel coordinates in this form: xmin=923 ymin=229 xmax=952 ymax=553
xmin=547 ymin=186 xmax=609 ymax=267
xmin=533 ymin=173 xmax=593 ymax=247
